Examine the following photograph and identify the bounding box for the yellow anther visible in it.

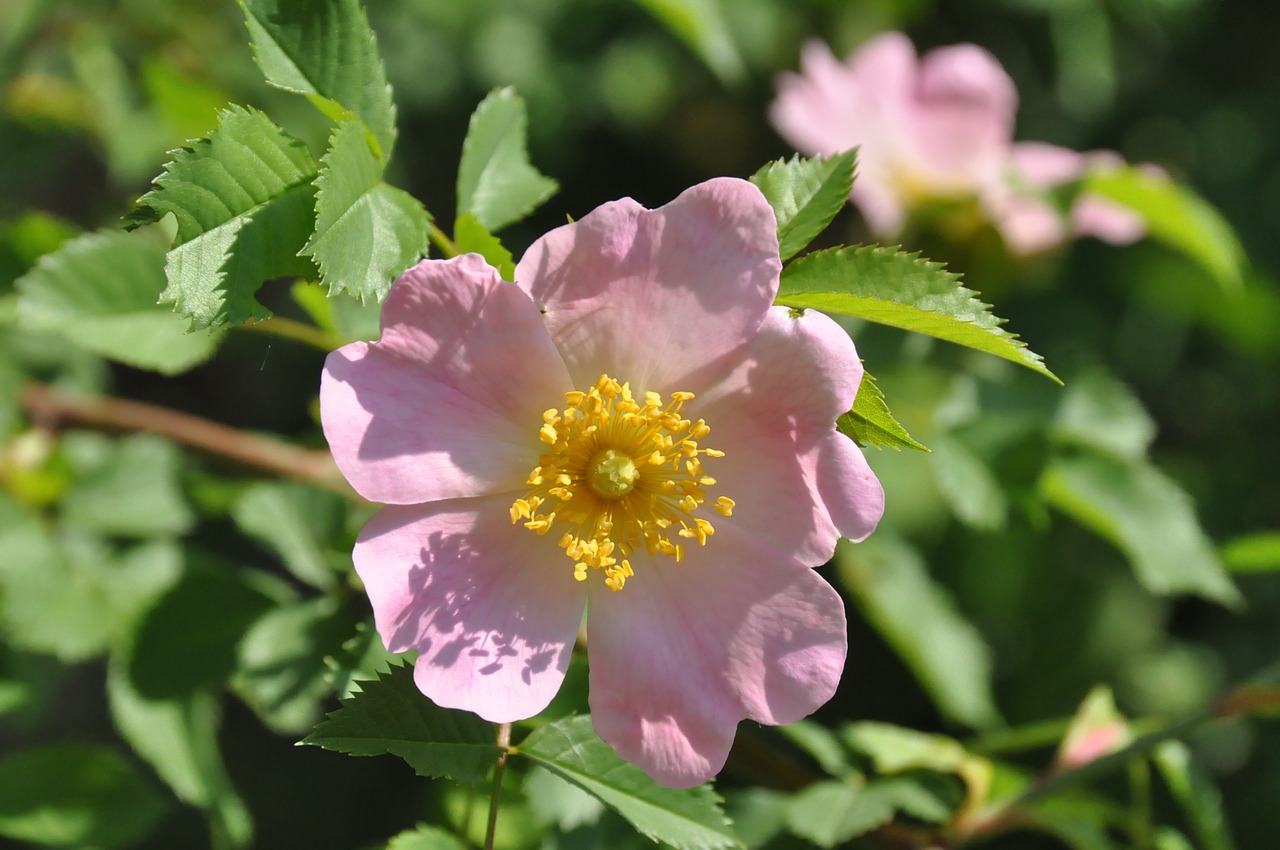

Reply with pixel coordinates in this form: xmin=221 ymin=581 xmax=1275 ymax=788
xmin=512 ymin=374 xmax=730 ymax=590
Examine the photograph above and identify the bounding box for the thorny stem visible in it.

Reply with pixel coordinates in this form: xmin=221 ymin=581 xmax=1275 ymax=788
xmin=20 ymin=383 xmax=363 ymax=501
xmin=484 ymin=723 xmax=512 ymax=850
xmin=429 ymin=220 xmax=459 ymax=258
xmin=240 ymin=315 xmax=345 ymax=352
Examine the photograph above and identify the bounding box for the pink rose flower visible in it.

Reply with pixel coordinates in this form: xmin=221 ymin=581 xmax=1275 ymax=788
xmin=320 ymin=177 xmax=885 ymax=787
xmin=770 ymin=34 xmax=1145 ymax=253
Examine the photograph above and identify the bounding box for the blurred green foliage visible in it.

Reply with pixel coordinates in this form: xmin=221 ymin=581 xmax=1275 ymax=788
xmin=2 ymin=0 xmax=1280 ymax=848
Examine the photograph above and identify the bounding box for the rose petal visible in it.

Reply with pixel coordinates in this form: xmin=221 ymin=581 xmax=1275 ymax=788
xmin=321 ymin=255 xmax=571 ymax=504
xmin=355 ymin=497 xmax=586 ymax=723
xmin=587 ymin=534 xmax=847 ymax=788
xmin=1072 ymin=194 xmax=1146 ymax=245
xmin=515 ymin=178 xmax=780 ymax=393
xmin=807 ymin=431 xmax=884 ymax=543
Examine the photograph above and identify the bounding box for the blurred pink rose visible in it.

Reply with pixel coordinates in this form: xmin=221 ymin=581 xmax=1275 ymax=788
xmin=320 ymin=177 xmax=884 ymax=787
xmin=771 ymin=34 xmax=1145 ymax=253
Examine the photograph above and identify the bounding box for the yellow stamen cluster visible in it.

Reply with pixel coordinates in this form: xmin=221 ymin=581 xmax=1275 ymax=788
xmin=510 ymin=374 xmax=733 ymax=591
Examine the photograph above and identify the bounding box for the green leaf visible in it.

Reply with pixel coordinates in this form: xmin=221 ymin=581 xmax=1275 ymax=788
xmin=385 ymin=825 xmax=467 ymax=850
xmin=0 ymin=743 xmax=168 ymax=849
xmin=16 ymin=226 xmax=222 ymax=374
xmin=777 ymin=245 xmax=1059 ymax=382
xmin=841 ymin=723 xmax=969 ymax=775
xmin=231 ymin=480 xmax=348 ymax=589
xmin=454 ymin=212 xmax=516 ymax=281
xmin=107 ymin=653 xmax=253 ymax=849
xmin=749 ymin=150 xmax=856 ymax=261
xmin=837 ymin=536 xmax=1001 ymax=728
xmin=930 ymin=432 xmax=1007 ymax=530
xmin=232 ymin=597 xmax=357 ymax=734
xmin=128 ymin=564 xmax=277 ymax=698
xmin=837 ymin=369 xmax=929 ymax=452
xmin=1053 ymin=371 xmax=1155 ymax=460
xmin=0 ymin=522 xmax=182 ymax=662
xmin=239 ymin=0 xmax=397 ymax=159
xmin=1154 ymin=827 xmax=1197 ymax=850
xmin=134 ymin=105 xmax=318 ymax=329
xmin=633 ymin=0 xmax=745 ymax=84
xmin=517 ymin=715 xmax=740 ymax=850
xmin=0 ymin=211 xmax=79 ymax=291
xmin=1154 ymin=740 xmax=1236 ymax=850
xmin=1221 ymin=532 xmax=1280 ymax=574
xmin=1085 ymin=167 xmax=1245 ymax=289
xmin=779 ymin=719 xmax=853 ymax=778
xmin=524 ymin=765 xmax=607 ymax=832
xmin=457 ymin=88 xmax=559 ymax=233
xmin=324 ymin=622 xmax=403 ymax=699
xmin=1027 ymin=795 xmax=1125 ymax=850
xmin=301 ymin=662 xmax=501 ymax=783
xmin=303 ymin=120 xmax=429 ymax=303
xmin=785 ymin=779 xmax=887 ymax=848
xmin=1039 ymin=452 xmax=1242 ymax=606
xmin=61 ymin=433 xmax=194 ymax=538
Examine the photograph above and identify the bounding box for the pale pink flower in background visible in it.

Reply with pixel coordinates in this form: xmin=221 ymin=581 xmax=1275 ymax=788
xmin=320 ymin=177 xmax=884 ymax=787
xmin=770 ymin=33 xmax=1146 ymax=254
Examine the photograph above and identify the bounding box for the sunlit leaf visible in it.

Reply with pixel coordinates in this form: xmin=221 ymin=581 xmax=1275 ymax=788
xmin=0 ymin=743 xmax=168 ymax=849
xmin=232 ymin=597 xmax=357 ymax=734
xmin=454 ymin=212 xmax=515 ymax=281
xmin=303 ymin=120 xmax=429 ymax=303
xmin=777 ymin=245 xmax=1058 ymax=382
xmin=1053 ymin=371 xmax=1155 ymax=460
xmin=842 ymin=722 xmax=969 ymax=775
xmin=133 ymin=105 xmax=318 ymax=329
xmin=518 ymin=715 xmax=739 ymax=850
xmin=837 ymin=369 xmax=929 ymax=452
xmin=16 ymin=226 xmax=221 ymax=374
xmin=231 ymin=480 xmax=348 ymax=589
xmin=385 ymin=824 xmax=466 ymax=850
xmin=1040 ymin=452 xmax=1241 ymax=606
xmin=1085 ymin=167 xmax=1245 ymax=289
xmin=457 ymin=87 xmax=558 ymax=233
xmin=1220 ymin=532 xmax=1280 ymax=574
xmin=633 ymin=0 xmax=745 ymax=84
xmin=785 ymin=779 xmax=887 ymax=848
xmin=239 ymin=0 xmax=397 ymax=158
xmin=524 ymin=765 xmax=607 ymax=832
xmin=750 ymin=150 xmax=856 ymax=261
xmin=302 ymin=662 xmax=500 ymax=783
xmin=837 ymin=536 xmax=1001 ymax=728
xmin=107 ymin=653 xmax=253 ymax=849
xmin=930 ymin=432 xmax=1007 ymax=530
xmin=61 ymin=433 xmax=194 ymax=538
xmin=1154 ymin=740 xmax=1237 ymax=850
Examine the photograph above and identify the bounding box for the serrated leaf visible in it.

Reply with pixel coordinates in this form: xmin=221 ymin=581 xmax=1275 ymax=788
xmin=385 ymin=825 xmax=466 ymax=850
xmin=61 ymin=433 xmax=194 ymax=538
xmin=303 ymin=120 xmax=429 ymax=302
xmin=517 ymin=715 xmax=740 ymax=850
xmin=1085 ymin=167 xmax=1245 ymax=289
xmin=750 ymin=150 xmax=856 ymax=261
xmin=1154 ymin=740 xmax=1236 ymax=850
xmin=239 ymin=0 xmax=397 ymax=159
xmin=15 ymin=226 xmax=222 ymax=374
xmin=454 ymin=212 xmax=515 ymax=281
xmin=107 ymin=652 xmax=253 ymax=849
xmin=135 ymin=105 xmax=318 ymax=329
xmin=0 ymin=743 xmax=168 ymax=849
xmin=837 ymin=536 xmax=1001 ymax=728
xmin=302 ymin=662 xmax=500 ymax=783
xmin=633 ymin=0 xmax=745 ymax=84
xmin=1220 ymin=532 xmax=1280 ymax=574
xmin=457 ymin=88 xmax=559 ymax=233
xmin=231 ymin=480 xmax=348 ymax=589
xmin=837 ymin=369 xmax=928 ymax=451
xmin=1039 ymin=452 xmax=1241 ymax=606
xmin=777 ymin=245 xmax=1059 ymax=382
xmin=233 ymin=597 xmax=357 ymax=734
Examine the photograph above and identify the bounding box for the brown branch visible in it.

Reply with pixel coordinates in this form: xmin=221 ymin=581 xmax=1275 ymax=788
xmin=21 ymin=382 xmax=363 ymax=501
